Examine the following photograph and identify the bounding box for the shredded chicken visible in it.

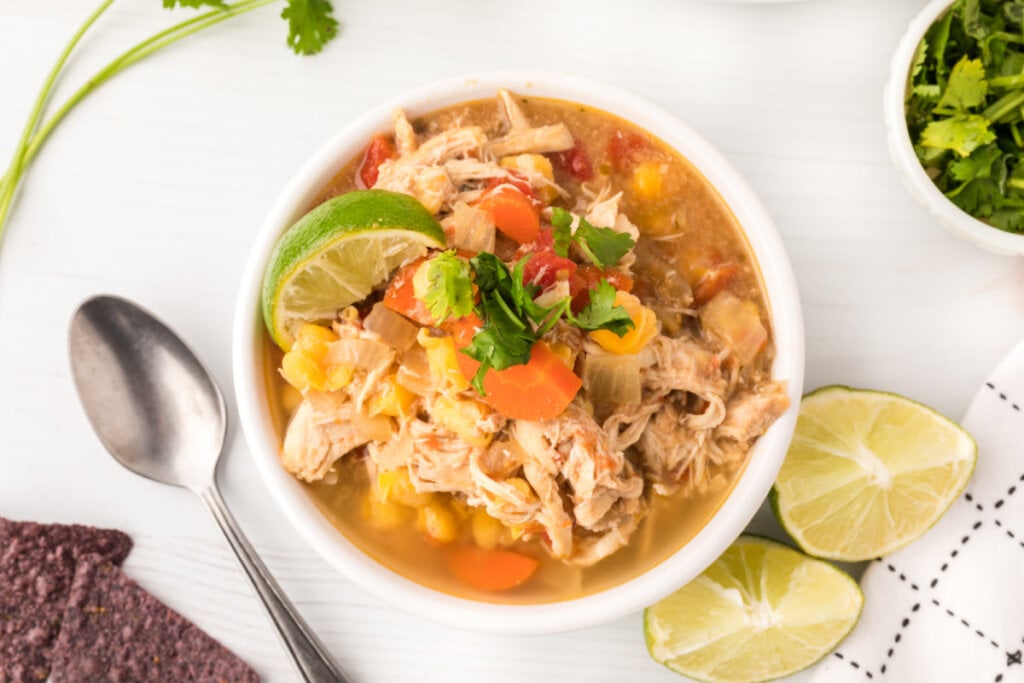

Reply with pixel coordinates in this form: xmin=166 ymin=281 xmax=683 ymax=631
xmin=276 ymin=90 xmax=791 ymax=574
xmin=281 ymin=401 xmax=371 ymax=482
xmin=374 ymin=125 xmax=486 ymax=213
xmin=512 ymin=404 xmax=645 ymax=565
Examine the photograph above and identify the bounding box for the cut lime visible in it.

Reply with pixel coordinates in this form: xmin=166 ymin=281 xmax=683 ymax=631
xmin=644 ymin=535 xmax=862 ymax=683
xmin=262 ymin=190 xmax=446 ymax=349
xmin=773 ymin=385 xmax=977 ymax=562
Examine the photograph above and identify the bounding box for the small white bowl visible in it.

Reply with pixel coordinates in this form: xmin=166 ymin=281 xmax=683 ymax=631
xmin=232 ymin=71 xmax=805 ymax=635
xmin=884 ymin=0 xmax=1024 ymax=255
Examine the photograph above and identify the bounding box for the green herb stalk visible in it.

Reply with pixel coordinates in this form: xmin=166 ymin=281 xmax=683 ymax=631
xmin=0 ymin=0 xmax=336 ymax=250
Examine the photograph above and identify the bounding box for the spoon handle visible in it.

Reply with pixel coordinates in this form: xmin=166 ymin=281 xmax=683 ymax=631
xmin=199 ymin=485 xmax=353 ymax=683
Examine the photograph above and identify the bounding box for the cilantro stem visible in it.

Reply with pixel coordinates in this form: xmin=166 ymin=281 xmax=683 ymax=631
xmin=1007 ymin=179 xmax=1024 ymax=191
xmin=989 ymin=74 xmax=1024 ymax=88
xmin=983 ymin=89 xmax=1024 ymax=123
xmin=0 ymin=0 xmax=275 ymax=250
xmin=0 ymin=0 xmax=116 ymax=248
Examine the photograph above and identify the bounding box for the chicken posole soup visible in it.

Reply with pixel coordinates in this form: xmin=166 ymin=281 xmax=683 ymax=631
xmin=262 ymin=91 xmax=788 ymax=603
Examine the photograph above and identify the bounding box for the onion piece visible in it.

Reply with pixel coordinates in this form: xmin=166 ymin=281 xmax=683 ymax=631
xmin=582 ymin=352 xmax=642 ymax=405
xmin=364 ymin=302 xmax=418 ymax=351
xmin=443 ymin=201 xmax=496 ymax=253
xmin=699 ymin=292 xmax=767 ymax=364
xmin=326 ymin=337 xmax=395 ymax=374
xmin=396 ymin=345 xmax=432 ymax=397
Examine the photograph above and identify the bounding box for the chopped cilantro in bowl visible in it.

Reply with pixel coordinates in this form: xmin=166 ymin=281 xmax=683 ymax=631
xmin=901 ymin=0 xmax=1024 ymax=240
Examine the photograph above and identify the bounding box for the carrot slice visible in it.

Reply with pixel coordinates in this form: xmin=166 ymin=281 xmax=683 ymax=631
xmin=447 ymin=545 xmax=539 ymax=592
xmin=475 ymin=186 xmax=540 ymax=243
xmin=455 ymin=342 xmax=581 ymax=420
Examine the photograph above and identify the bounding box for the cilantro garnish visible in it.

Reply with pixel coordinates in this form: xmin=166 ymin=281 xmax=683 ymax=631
xmin=442 ymin=251 xmax=635 ymax=395
xmin=907 ymin=0 xmax=1024 ymax=233
xmin=570 ymin=280 xmax=634 ymax=336
xmin=550 ymin=207 xmax=635 ymax=267
xmin=423 ymin=251 xmax=474 ymax=322
xmin=0 ymin=1 xmax=339 ymax=249
xmin=281 ymin=0 xmax=339 ymax=55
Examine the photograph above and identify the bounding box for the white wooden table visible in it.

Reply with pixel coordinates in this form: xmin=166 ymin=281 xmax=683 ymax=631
xmin=2 ymin=1 xmax=1022 ymax=681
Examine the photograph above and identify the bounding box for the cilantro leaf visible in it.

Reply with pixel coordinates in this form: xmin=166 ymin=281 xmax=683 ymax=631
xmin=282 ymin=0 xmax=338 ymax=56
xmin=462 ymin=291 xmax=536 ymax=393
xmin=948 ymin=143 xmax=1001 ymax=181
xmin=550 ymin=207 xmax=574 ymax=257
xmin=570 ymin=280 xmax=635 ymax=336
xmin=936 ymin=56 xmax=988 ymax=112
xmin=990 ymin=208 xmax=1024 ymax=233
xmin=423 ymin=251 xmax=473 ymax=323
xmin=575 ymin=219 xmax=635 ymax=267
xmin=163 ymin=0 xmax=227 ymax=8
xmin=920 ymin=115 xmax=996 ymax=156
xmin=947 ymin=177 xmax=1000 ymax=215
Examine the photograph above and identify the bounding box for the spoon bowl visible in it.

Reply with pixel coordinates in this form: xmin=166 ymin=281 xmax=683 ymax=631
xmin=69 ymin=295 xmax=223 ymax=491
xmin=68 ymin=294 xmax=350 ymax=683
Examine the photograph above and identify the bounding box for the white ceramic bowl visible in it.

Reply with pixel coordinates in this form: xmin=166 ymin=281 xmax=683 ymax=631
xmin=884 ymin=0 xmax=1024 ymax=256
xmin=232 ymin=71 xmax=805 ymax=635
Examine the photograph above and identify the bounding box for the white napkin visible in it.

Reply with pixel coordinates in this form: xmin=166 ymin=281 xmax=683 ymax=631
xmin=810 ymin=339 xmax=1024 ymax=683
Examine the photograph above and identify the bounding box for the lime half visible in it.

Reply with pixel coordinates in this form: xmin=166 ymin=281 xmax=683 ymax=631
xmin=774 ymin=386 xmax=977 ymax=561
xmin=645 ymin=536 xmax=862 ymax=683
xmin=262 ymin=190 xmax=446 ymax=349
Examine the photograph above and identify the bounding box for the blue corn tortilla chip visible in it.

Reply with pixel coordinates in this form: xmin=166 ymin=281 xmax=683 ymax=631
xmin=0 ymin=517 xmax=133 ymax=683
xmin=50 ymin=553 xmax=259 ymax=682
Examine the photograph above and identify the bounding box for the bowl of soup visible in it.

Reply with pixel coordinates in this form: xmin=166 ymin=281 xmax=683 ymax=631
xmin=233 ymin=71 xmax=804 ymax=634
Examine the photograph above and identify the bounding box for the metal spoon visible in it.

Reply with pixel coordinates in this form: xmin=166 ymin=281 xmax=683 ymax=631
xmin=68 ymin=294 xmax=351 ymax=683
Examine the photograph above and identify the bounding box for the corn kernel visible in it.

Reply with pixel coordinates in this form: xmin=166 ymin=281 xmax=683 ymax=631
xmin=368 ymin=373 xmax=417 ymax=417
xmin=281 ymin=350 xmax=327 ymax=392
xmin=506 ymin=477 xmax=535 ymax=501
xmin=324 ymin=362 xmax=355 ymax=391
xmin=630 ymin=161 xmax=664 ymax=200
xmin=470 ymin=508 xmax=506 ymax=550
xmin=378 ymin=467 xmax=433 ymax=507
xmin=589 ymin=291 xmax=659 ymax=354
xmin=412 ymin=259 xmax=432 ymax=303
xmin=360 ymin=490 xmax=412 ymax=530
xmin=417 ymin=329 xmax=470 ymax=392
xmin=416 ymin=499 xmax=459 ymax=543
xmin=432 ymin=393 xmax=492 ymax=447
xmin=548 ymin=341 xmax=576 ymax=370
xmin=293 ymin=323 xmax=337 ymax=362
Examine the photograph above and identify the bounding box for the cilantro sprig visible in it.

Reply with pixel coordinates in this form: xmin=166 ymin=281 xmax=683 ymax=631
xmin=907 ymin=0 xmax=1024 ymax=232
xmin=550 ymin=207 xmax=635 ymax=267
xmin=0 ymin=0 xmax=338 ymax=250
xmin=427 ymin=250 xmax=635 ymax=394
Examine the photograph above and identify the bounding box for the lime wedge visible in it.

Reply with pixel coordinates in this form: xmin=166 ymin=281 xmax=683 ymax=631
xmin=262 ymin=189 xmax=446 ymax=349
xmin=773 ymin=386 xmax=977 ymax=561
xmin=644 ymin=535 xmax=862 ymax=683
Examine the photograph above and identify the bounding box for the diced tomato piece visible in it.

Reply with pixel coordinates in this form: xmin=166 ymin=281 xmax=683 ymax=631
xmin=693 ymin=263 xmax=739 ymax=306
xmin=551 ymin=141 xmax=593 ymax=181
xmin=522 ymin=250 xmax=577 ymax=290
xmin=569 ymin=264 xmax=635 ymax=312
xmin=357 ymin=134 xmax=397 ymax=188
xmin=455 ymin=342 xmax=582 ymax=420
xmin=475 ymin=186 xmax=541 ymax=243
xmin=382 ymin=257 xmax=434 ymax=326
xmin=606 ymin=130 xmax=649 ymax=172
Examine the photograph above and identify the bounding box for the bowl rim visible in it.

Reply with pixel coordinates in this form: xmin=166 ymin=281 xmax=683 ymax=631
xmin=232 ymin=70 xmax=805 ymax=635
xmin=883 ymin=0 xmax=1024 ymax=256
